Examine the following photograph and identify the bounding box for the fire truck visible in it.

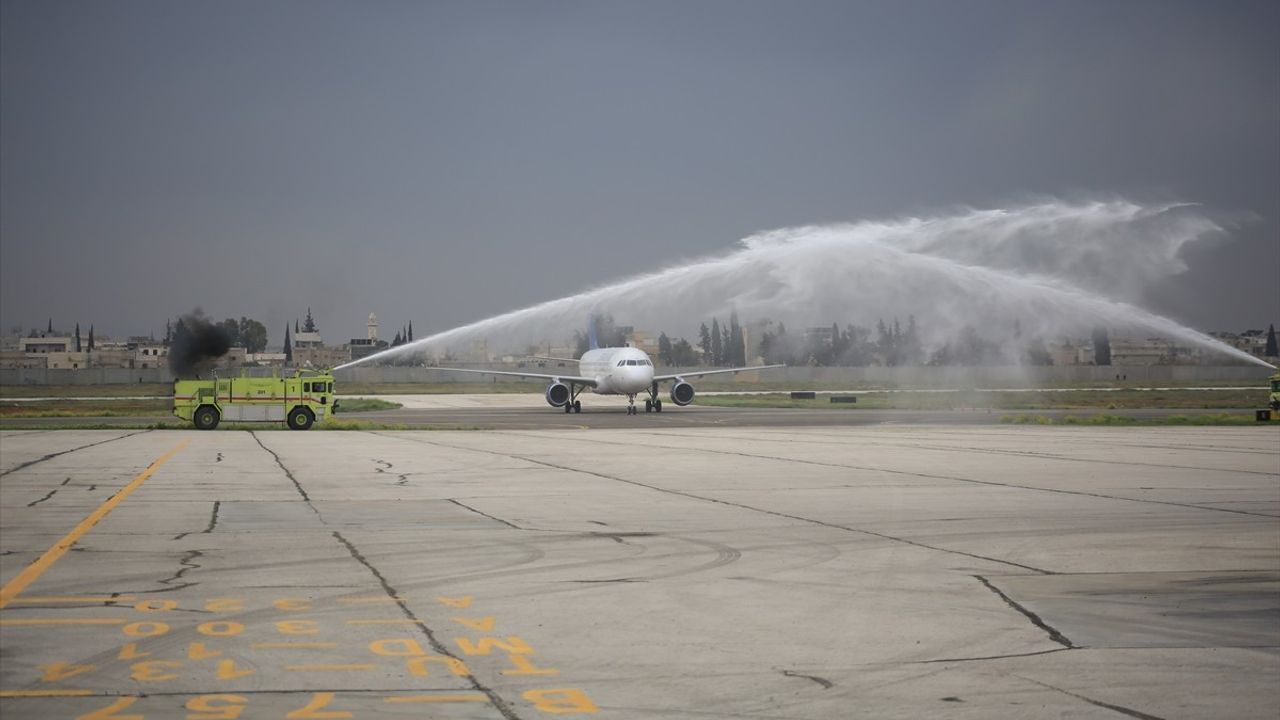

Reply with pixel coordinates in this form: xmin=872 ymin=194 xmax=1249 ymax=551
xmin=173 ymin=369 xmax=336 ymax=430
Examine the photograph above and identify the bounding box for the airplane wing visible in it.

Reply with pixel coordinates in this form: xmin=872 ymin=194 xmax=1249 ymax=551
xmin=431 ymin=366 xmax=598 ymax=387
xmin=525 ymin=355 xmax=581 ymax=364
xmin=652 ymin=364 xmax=786 ymax=382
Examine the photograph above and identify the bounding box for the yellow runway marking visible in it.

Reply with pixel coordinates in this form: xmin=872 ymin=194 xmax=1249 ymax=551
xmin=8 ymin=596 xmax=135 ymax=604
xmin=345 ymin=619 xmax=423 ymax=625
xmin=285 ymin=664 xmax=376 ymax=672
xmin=0 ymin=689 xmax=94 ymax=697
xmin=384 ymin=694 xmax=488 ymax=704
xmin=0 ymin=618 xmax=126 ymax=626
xmin=251 ymin=642 xmax=339 ymax=650
xmin=0 ymin=440 xmax=189 ymax=610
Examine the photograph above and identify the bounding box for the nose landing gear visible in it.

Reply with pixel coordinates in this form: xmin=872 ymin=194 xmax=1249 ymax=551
xmin=627 ymin=394 xmax=638 ymax=415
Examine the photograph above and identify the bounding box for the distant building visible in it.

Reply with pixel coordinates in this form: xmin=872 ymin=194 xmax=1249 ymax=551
xmin=134 ymin=343 xmax=169 ymax=370
xmin=89 ymin=347 xmax=133 ymax=369
xmin=293 ymin=331 xmax=323 ymax=349
xmin=348 ymin=338 xmax=387 ymax=362
xmin=348 ymin=312 xmax=388 ymax=362
xmin=20 ymin=336 xmax=72 ymax=353
xmin=247 ymin=352 xmax=287 ymax=367
xmin=0 ymin=350 xmax=46 ymax=369
xmin=625 ymin=330 xmax=659 ymax=356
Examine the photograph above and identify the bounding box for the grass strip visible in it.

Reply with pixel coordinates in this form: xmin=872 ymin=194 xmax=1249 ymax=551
xmin=999 ymin=413 xmax=1262 ymax=426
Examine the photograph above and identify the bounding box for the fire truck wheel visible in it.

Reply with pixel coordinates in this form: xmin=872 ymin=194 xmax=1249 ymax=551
xmin=193 ymin=405 xmax=220 ymax=430
xmin=287 ymin=407 xmax=315 ymax=430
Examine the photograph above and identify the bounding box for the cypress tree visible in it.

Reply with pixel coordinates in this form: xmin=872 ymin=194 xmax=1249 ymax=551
xmin=710 ymin=318 xmax=722 ymax=366
xmin=75 ymin=323 xmax=82 ymax=352
xmin=284 ymin=325 xmax=293 ymax=363
xmin=1266 ymin=324 xmax=1278 ymax=357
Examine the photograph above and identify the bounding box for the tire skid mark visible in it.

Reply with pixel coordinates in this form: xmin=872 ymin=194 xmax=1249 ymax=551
xmin=385 ymin=433 xmax=1054 ymax=575
xmin=527 ymin=430 xmax=1278 ymax=519
xmin=331 ymin=530 xmax=522 ymax=720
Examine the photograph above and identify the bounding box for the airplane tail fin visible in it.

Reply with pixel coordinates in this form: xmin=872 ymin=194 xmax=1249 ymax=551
xmin=588 ymin=316 xmax=600 ymax=351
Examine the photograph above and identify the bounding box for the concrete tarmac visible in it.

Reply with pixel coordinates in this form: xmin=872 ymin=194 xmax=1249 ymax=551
xmin=0 ymin=423 xmax=1277 ymax=719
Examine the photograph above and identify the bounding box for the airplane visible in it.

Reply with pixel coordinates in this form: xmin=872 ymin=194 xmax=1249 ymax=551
xmin=430 ymin=324 xmax=783 ymax=415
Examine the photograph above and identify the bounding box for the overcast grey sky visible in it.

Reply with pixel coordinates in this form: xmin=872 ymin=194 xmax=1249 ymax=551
xmin=2 ymin=0 xmax=1276 ymax=346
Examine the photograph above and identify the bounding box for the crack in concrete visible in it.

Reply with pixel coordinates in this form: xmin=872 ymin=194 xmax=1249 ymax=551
xmin=384 ymin=433 xmax=1053 ymax=575
xmin=203 ymin=500 xmax=221 ymax=533
xmin=26 ymin=489 xmax=57 ymax=507
xmin=173 ymin=500 xmax=221 ymax=541
xmin=916 ymin=647 xmax=1073 ymax=664
xmin=781 ymin=669 xmax=833 ymax=689
xmin=251 ymin=432 xmax=320 ymax=518
xmin=157 ymin=550 xmax=202 ymax=590
xmin=1 ymin=430 xmax=150 ymax=477
xmin=26 ymin=477 xmax=72 ymax=507
xmin=1015 ymin=675 xmax=1168 ymax=720
xmin=372 ymin=459 xmax=412 ymax=485
xmin=448 ymin=498 xmax=524 ymax=530
xmin=330 ymin=530 xmax=523 ymax=720
xmin=974 ymin=575 xmax=1074 ymax=648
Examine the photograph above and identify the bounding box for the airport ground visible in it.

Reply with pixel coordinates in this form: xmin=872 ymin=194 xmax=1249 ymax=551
xmin=0 ymin=382 xmax=1272 ymax=430
xmin=0 ymin=407 xmax=1277 ymax=719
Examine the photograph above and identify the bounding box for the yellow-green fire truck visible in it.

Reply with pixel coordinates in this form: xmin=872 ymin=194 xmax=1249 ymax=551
xmin=173 ymin=369 xmax=336 ymax=430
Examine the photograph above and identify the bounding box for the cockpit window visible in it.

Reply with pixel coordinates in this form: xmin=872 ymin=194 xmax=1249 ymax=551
xmin=617 ymin=360 xmax=625 ymax=367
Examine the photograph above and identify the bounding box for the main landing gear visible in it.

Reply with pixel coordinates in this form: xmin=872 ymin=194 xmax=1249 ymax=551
xmin=562 ymin=383 xmax=583 ymax=413
xmin=644 ymin=383 xmax=663 ymax=413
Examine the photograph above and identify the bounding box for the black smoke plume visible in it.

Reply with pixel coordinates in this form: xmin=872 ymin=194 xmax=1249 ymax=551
xmin=169 ymin=309 xmax=231 ymax=378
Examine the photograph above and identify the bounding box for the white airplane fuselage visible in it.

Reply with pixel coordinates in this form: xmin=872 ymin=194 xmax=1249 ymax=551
xmin=576 ymin=346 xmax=656 ymax=395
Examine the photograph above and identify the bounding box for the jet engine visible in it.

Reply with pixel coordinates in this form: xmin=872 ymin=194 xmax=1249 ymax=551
xmin=545 ymin=381 xmax=571 ymax=408
xmin=670 ymin=381 xmax=695 ymax=406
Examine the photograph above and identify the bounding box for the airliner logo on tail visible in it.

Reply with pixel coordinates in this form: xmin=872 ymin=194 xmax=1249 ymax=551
xmin=588 ymin=315 xmax=600 ymax=351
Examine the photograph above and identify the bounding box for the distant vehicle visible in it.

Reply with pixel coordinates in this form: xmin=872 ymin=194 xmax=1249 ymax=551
xmin=432 ymin=325 xmax=782 ymax=415
xmin=173 ymin=369 xmax=336 ymax=430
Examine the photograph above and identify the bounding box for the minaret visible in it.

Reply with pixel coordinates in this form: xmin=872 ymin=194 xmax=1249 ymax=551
xmin=367 ymin=313 xmax=378 ymax=341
